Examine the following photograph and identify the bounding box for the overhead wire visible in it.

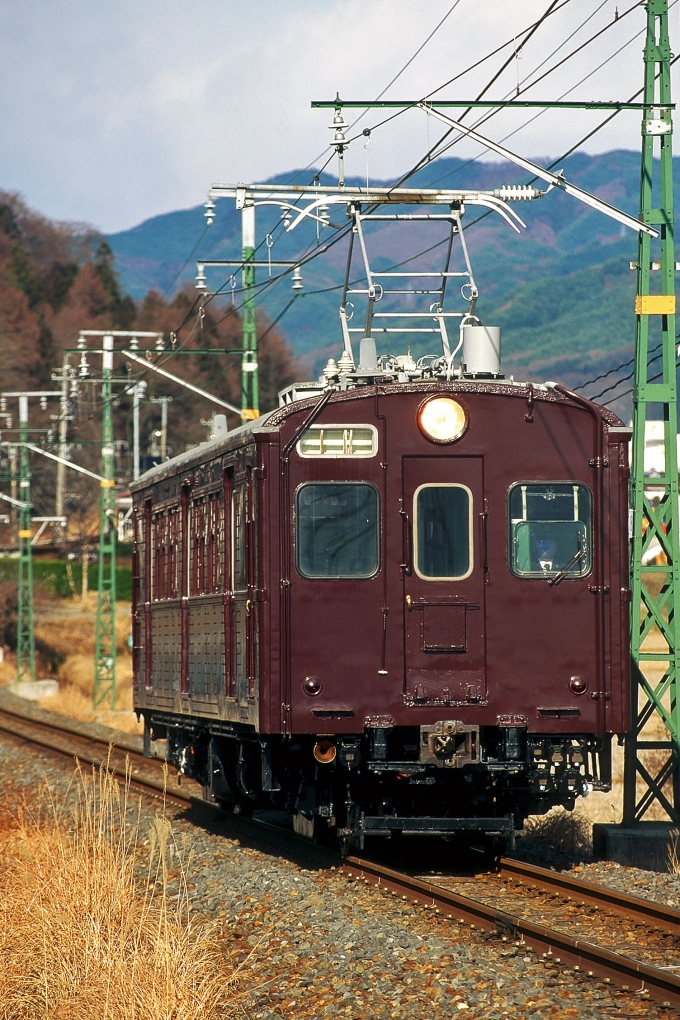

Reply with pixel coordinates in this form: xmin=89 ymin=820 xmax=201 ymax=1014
xmin=210 ymin=3 xmax=641 ymax=332
xmin=166 ymin=0 xmax=582 ymax=338
xmin=421 ymin=9 xmax=650 ymax=189
xmin=381 ymin=0 xmax=565 ymax=191
xmin=394 ymin=0 xmax=646 ymax=187
xmin=162 ymin=223 xmax=210 ymax=299
xmin=285 ymin=0 xmax=466 ymax=186
xmin=162 ymin=0 xmax=655 ymax=372
xmin=284 ymin=16 xmax=659 ymax=304
xmin=286 ymin=0 xmax=574 ymax=184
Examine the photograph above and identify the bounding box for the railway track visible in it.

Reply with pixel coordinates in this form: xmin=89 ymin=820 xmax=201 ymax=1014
xmin=1 ymin=696 xmax=679 ymax=1011
xmin=0 ymin=700 xmax=203 ymax=806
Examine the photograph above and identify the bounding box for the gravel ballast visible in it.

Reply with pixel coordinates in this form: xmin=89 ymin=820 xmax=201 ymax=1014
xmin=0 ymin=730 xmax=672 ymax=1019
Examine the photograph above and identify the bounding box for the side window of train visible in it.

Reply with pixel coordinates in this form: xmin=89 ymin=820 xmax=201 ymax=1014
xmin=508 ymin=483 xmax=592 ymax=579
xmin=151 ymin=507 xmax=180 ymax=600
xmin=413 ymin=484 xmax=473 ymax=581
xmin=152 ymin=511 xmax=166 ymax=600
xmin=296 ymin=482 xmax=380 ymax=579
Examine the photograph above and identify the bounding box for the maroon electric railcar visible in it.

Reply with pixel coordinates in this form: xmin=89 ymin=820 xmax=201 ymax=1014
xmin=131 ymin=374 xmax=631 ymax=852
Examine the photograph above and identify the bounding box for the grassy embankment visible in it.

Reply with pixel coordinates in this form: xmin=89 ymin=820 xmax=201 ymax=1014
xmin=0 ymin=759 xmax=250 ymax=1018
xmin=0 ymin=556 xmax=140 ymax=734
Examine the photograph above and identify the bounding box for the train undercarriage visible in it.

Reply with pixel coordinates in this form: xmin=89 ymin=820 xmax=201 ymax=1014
xmin=142 ymin=712 xmax=612 ymax=854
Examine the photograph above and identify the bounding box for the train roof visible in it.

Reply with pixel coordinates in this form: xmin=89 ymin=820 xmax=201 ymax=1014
xmin=130 ymin=377 xmax=624 ymax=494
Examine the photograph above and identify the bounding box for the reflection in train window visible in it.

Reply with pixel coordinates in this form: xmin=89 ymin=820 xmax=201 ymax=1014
xmin=508 ymin=483 xmax=592 ymax=579
xmin=296 ymin=483 xmax=379 ymax=578
xmin=414 ymin=484 xmax=472 ymax=580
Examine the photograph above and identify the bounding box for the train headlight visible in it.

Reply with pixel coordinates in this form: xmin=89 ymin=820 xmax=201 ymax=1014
xmin=417 ymin=396 xmax=467 ymax=443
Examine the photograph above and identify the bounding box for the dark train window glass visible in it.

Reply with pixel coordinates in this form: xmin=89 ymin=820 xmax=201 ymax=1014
xmin=414 ymin=484 xmax=472 ymax=580
xmin=508 ymin=483 xmax=592 ymax=579
xmin=296 ymin=483 xmax=379 ymax=579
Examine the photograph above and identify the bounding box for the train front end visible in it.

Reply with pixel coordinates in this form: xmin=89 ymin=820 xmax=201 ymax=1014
xmin=275 ymin=377 xmax=630 ymax=851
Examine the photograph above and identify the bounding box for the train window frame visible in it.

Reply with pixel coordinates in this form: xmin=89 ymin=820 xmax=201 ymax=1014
xmin=296 ymin=424 xmax=378 ymax=459
xmin=295 ymin=481 xmax=381 ymax=580
xmin=413 ymin=483 xmax=474 ymax=581
xmin=507 ymin=481 xmax=593 ymax=580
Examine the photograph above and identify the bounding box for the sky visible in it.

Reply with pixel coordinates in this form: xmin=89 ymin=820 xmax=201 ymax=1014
xmin=0 ymin=0 xmax=676 ymax=234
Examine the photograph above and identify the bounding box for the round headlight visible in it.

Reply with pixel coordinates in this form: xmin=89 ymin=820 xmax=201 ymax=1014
xmin=417 ymin=396 xmax=467 ymax=443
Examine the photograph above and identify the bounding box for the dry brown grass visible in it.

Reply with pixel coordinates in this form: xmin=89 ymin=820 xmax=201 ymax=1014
xmin=524 ymin=807 xmax=593 ymax=857
xmin=0 ymin=760 xmax=251 ymax=1019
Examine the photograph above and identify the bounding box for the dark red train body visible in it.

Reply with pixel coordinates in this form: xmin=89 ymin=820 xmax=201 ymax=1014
xmin=131 ymin=378 xmax=631 ymax=851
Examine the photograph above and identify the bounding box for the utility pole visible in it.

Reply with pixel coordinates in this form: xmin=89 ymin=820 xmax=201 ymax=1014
xmin=241 ymin=203 xmax=259 ymax=422
xmin=624 ymin=0 xmax=679 ymax=826
xmin=132 ymin=380 xmax=146 ymax=481
xmin=74 ymin=329 xmax=163 ymax=709
xmin=16 ymin=396 xmax=35 ymax=684
xmin=94 ymin=333 xmax=117 ymax=710
xmin=8 ymin=444 xmax=17 ymax=524
xmin=150 ymin=395 xmax=172 ymax=460
xmin=54 ymin=354 xmax=72 ymax=538
xmin=0 ymin=389 xmax=61 ymax=686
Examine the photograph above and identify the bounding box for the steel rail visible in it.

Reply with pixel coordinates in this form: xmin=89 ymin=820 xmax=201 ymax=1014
xmin=498 ymin=856 xmax=680 ymax=935
xmin=0 ymin=706 xmax=199 ymax=808
xmin=343 ymin=855 xmax=680 ymax=1008
xmin=1 ymin=698 xmax=679 ymax=1008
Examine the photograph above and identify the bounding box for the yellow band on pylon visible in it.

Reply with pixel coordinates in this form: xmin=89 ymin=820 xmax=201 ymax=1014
xmin=635 ymin=294 xmax=676 ymax=315
xmin=18 ymin=530 xmax=32 ymax=538
xmin=100 ymin=479 xmax=115 ymax=488
xmin=241 ymin=408 xmax=260 ymax=421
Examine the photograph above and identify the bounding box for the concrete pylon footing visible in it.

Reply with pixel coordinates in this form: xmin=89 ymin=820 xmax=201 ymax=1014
xmin=593 ymin=822 xmax=680 ymax=872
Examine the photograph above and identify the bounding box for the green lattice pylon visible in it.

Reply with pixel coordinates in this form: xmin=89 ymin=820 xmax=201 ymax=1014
xmin=15 ymin=397 xmax=35 ymax=684
xmin=93 ymin=334 xmax=117 ymax=710
xmin=241 ymin=203 xmax=259 ymax=422
xmin=624 ymin=0 xmax=679 ymax=822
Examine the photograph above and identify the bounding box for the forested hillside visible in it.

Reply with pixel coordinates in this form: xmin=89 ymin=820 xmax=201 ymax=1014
xmin=0 ymin=191 xmax=297 ymax=525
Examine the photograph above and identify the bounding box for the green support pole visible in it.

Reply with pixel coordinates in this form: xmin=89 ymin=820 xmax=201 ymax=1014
xmin=624 ymin=0 xmax=679 ymax=823
xmin=16 ymin=397 xmax=35 ymax=684
xmin=241 ymin=203 xmax=259 ymax=422
xmin=93 ymin=333 xmax=117 ymax=710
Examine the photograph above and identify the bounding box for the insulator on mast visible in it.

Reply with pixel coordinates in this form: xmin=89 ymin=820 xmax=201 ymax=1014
xmin=493 ymin=185 xmax=543 ymax=202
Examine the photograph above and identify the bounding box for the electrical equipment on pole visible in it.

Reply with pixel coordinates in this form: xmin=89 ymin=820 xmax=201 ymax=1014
xmin=16 ymin=396 xmax=35 ymax=684
xmin=624 ymin=0 xmax=678 ymax=823
xmin=94 ymin=333 xmax=117 ymax=710
xmin=241 ymin=203 xmax=259 ymax=421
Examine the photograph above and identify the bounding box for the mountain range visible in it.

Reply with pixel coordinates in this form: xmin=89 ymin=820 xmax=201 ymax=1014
xmin=107 ymin=150 xmax=677 ymax=418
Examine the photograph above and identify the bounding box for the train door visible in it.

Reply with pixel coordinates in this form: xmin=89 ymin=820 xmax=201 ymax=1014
xmin=402 ymin=456 xmax=486 ymax=705
xmin=230 ymin=470 xmax=256 ymax=709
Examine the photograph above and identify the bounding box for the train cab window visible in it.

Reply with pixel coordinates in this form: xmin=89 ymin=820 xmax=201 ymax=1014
xmin=508 ymin=483 xmax=592 ymax=579
xmin=414 ymin=484 xmax=472 ymax=580
xmin=296 ymin=483 xmax=379 ymax=578
xmin=297 ymin=425 xmax=377 ymax=458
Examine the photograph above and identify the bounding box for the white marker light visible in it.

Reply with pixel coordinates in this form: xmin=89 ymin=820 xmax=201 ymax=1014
xmin=418 ymin=396 xmax=467 ymax=443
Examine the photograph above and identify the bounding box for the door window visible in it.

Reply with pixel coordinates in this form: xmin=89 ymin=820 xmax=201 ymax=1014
xmin=414 ymin=484 xmax=472 ymax=580
xmin=296 ymin=482 xmax=379 ymax=578
xmin=508 ymin=483 xmax=591 ymax=578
